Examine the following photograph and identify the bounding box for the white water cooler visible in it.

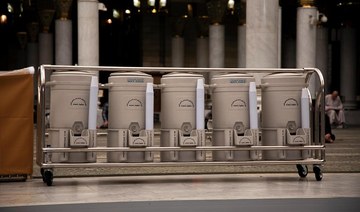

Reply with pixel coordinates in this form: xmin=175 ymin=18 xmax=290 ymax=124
xmin=261 ymin=73 xmax=311 ymax=160
xmin=160 ymin=73 xmax=206 ymax=162
xmin=48 ymin=71 xmax=97 ymax=163
xmin=107 ymin=72 xmax=154 ymax=163
xmin=211 ymin=74 xmax=260 ymax=161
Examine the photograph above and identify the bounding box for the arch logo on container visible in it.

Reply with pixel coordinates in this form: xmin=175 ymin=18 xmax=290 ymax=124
xmin=125 ymin=97 xmax=143 ymax=110
xmin=67 ymin=95 xmax=88 ymax=109
xmin=230 ymin=99 xmax=247 ymax=110
xmin=283 ymin=98 xmax=299 ymax=108
xmin=70 ymin=97 xmax=87 ymax=107
xmin=178 ymin=99 xmax=195 ymax=109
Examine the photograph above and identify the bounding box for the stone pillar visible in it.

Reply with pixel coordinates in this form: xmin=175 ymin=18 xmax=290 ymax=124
xmin=197 ymin=37 xmax=209 ymax=68
xmin=171 ymin=16 xmax=186 ymax=67
xmin=316 ymin=25 xmax=329 ymax=93
xmin=27 ymin=22 xmax=39 ymax=69
xmin=236 ymin=0 xmax=246 ymax=68
xmin=246 ymin=0 xmax=279 ymax=68
xmin=196 ymin=16 xmax=209 ymax=82
xmin=39 ymin=34 xmax=53 ymax=65
xmin=16 ymin=32 xmax=27 ymax=69
xmin=246 ymin=0 xmax=279 ymax=85
xmin=77 ymin=0 xmax=99 ymax=67
xmin=39 ymin=9 xmax=56 ymax=109
xmin=196 ymin=16 xmax=209 ymax=68
xmin=27 ymin=22 xmax=39 ymax=112
xmin=39 ymin=9 xmax=55 ymax=65
xmin=282 ymin=36 xmax=296 ymax=68
xmin=296 ymin=1 xmax=317 ymax=98
xmin=55 ymin=0 xmax=73 ymax=65
xmin=340 ymin=27 xmax=357 ymax=109
xmin=207 ymin=0 xmax=227 ymax=79
xmin=237 ymin=25 xmax=246 ymax=68
xmin=278 ymin=7 xmax=282 ymax=67
xmin=209 ymin=25 xmax=224 ymax=69
xmin=171 ymin=37 xmax=184 ymax=67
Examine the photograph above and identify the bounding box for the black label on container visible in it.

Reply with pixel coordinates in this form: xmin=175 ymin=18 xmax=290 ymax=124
xmin=70 ymin=98 xmax=87 ymax=107
xmin=231 ymin=99 xmax=247 ymax=109
xmin=127 ymin=99 xmax=143 ymax=108
xmin=178 ymin=99 xmax=194 ymax=108
xmin=283 ymin=98 xmax=299 ymax=107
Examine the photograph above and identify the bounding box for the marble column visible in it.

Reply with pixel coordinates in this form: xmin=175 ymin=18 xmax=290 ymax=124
xmin=78 ymin=0 xmax=99 ymax=67
xmin=27 ymin=43 xmax=39 ymax=68
xmin=246 ymin=0 xmax=279 ymax=85
xmin=27 ymin=23 xmax=39 ymax=112
xmin=39 ymin=10 xmax=55 ymax=65
xmin=55 ymin=0 xmax=73 ymax=65
xmin=282 ymin=36 xmax=296 ymax=68
xmin=236 ymin=0 xmax=246 ymax=68
xmin=39 ymin=33 xmax=53 ymax=65
xmin=197 ymin=37 xmax=209 ymax=68
xmin=316 ymin=26 xmax=329 ymax=93
xmin=171 ymin=36 xmax=184 ymax=67
xmin=209 ymin=24 xmax=224 ymax=68
xmin=278 ymin=7 xmax=282 ymax=67
xmin=27 ymin=23 xmax=39 ymax=69
xmin=237 ymin=25 xmax=246 ymax=68
xmin=246 ymin=0 xmax=279 ymax=68
xmin=296 ymin=3 xmax=317 ymax=98
xmin=196 ymin=16 xmax=209 ymax=82
xmin=171 ymin=16 xmax=186 ymax=67
xmin=207 ymin=0 xmax=227 ymax=79
xmin=16 ymin=32 xmax=27 ymax=69
xmin=340 ymin=27 xmax=357 ymax=109
xmin=39 ymin=9 xmax=55 ymax=110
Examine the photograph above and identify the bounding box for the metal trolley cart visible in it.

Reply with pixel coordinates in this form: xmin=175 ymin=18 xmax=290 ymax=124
xmin=36 ymin=65 xmax=325 ymax=186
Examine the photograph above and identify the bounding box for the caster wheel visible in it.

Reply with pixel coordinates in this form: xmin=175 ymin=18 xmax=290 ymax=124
xmin=313 ymin=166 xmax=323 ymax=181
xmin=296 ymin=164 xmax=308 ymax=178
xmin=44 ymin=170 xmax=53 ymax=186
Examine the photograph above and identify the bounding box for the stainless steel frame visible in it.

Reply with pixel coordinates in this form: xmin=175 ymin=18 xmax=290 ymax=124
xmin=36 ymin=65 xmax=325 ymax=180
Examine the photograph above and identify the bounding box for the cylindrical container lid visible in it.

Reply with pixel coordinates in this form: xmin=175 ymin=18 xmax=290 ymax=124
xmin=109 ymin=72 xmax=152 ymax=84
xmin=161 ymin=72 xmax=203 ymax=85
xmin=162 ymin=72 xmax=203 ymax=78
xmin=211 ymin=73 xmax=255 ymax=86
xmin=261 ymin=73 xmax=307 ymax=85
xmin=50 ymin=71 xmax=94 ymax=81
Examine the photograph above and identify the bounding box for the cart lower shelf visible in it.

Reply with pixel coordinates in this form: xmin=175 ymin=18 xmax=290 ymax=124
xmin=39 ymin=159 xmax=324 ymax=186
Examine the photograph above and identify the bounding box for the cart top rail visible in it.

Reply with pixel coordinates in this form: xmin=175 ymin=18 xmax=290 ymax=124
xmin=40 ymin=64 xmax=319 ymax=74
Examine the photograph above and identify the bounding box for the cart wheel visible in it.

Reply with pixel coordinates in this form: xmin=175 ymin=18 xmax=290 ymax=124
xmin=313 ymin=165 xmax=323 ymax=181
xmin=40 ymin=168 xmax=46 ymax=183
xmin=44 ymin=170 xmax=53 ymax=186
xmin=296 ymin=164 xmax=308 ymax=178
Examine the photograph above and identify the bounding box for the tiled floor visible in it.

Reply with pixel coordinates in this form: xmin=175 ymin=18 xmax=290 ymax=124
xmin=1 ymin=127 xmax=359 ymax=210
xmin=1 ymin=173 xmax=360 ymax=207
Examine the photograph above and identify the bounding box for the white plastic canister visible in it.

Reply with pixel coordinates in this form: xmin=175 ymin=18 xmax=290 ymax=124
xmin=160 ymin=73 xmax=204 ymax=162
xmin=107 ymin=72 xmax=153 ymax=163
xmin=49 ymin=71 xmax=96 ymax=163
xmin=211 ymin=74 xmax=256 ymax=161
xmin=261 ymin=73 xmax=308 ymax=160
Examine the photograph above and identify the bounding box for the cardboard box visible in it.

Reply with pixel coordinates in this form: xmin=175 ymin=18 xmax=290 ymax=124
xmin=0 ymin=68 xmax=34 ymax=175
